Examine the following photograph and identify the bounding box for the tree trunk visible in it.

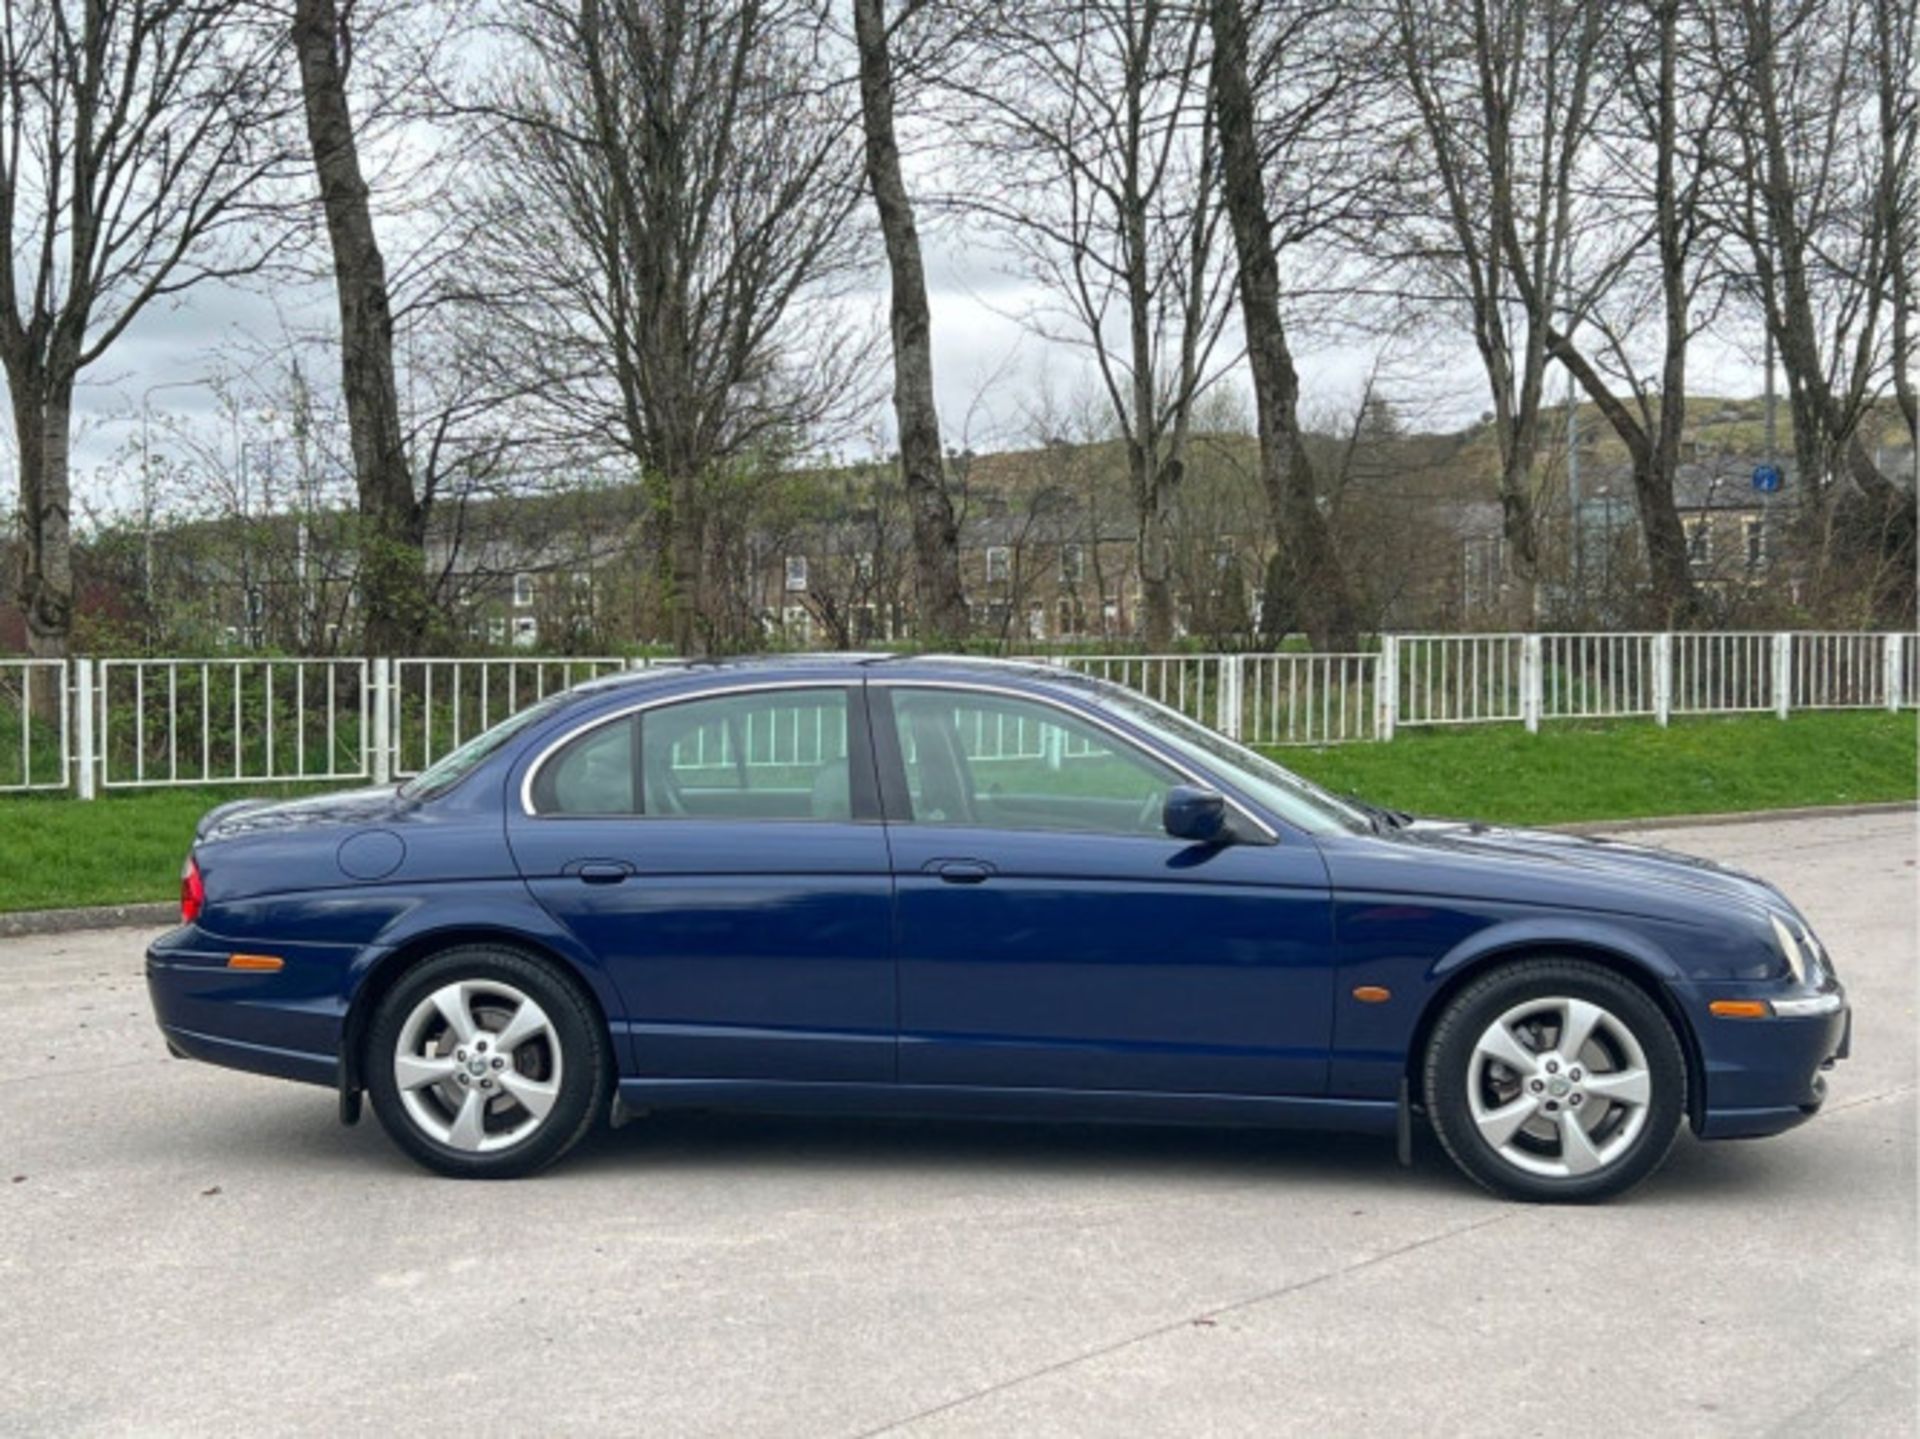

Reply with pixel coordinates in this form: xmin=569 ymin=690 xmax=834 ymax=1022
xmin=1545 ymin=330 xmax=1699 ymax=623
xmin=1137 ymin=454 xmax=1178 ymax=649
xmin=293 ymin=0 xmax=429 ymax=657
xmin=10 ymin=373 xmax=75 ymax=720
xmin=7 ymin=375 xmax=71 ymax=726
xmin=668 ymin=467 xmax=706 ymax=655
xmin=1630 ymin=456 xmax=1698 ymax=623
xmin=1207 ymin=0 xmax=1359 ymax=650
xmin=853 ymin=0 xmax=969 ymax=645
xmin=1644 ymin=0 xmax=1701 ymax=626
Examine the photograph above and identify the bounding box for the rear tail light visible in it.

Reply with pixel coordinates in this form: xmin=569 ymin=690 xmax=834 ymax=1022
xmin=181 ymin=855 xmax=205 ymax=924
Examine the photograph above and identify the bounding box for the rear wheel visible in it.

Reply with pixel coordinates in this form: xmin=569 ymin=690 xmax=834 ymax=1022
xmin=365 ymin=945 xmax=608 ymax=1178
xmin=1424 ymin=958 xmax=1686 ymax=1202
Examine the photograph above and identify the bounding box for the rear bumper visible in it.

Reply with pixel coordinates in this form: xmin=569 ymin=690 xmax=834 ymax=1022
xmin=158 ymin=1020 xmax=338 ymax=1087
xmin=146 ymin=925 xmax=343 ymax=1089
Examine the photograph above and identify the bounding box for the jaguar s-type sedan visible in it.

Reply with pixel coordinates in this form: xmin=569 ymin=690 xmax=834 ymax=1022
xmin=147 ymin=655 xmax=1849 ymax=1201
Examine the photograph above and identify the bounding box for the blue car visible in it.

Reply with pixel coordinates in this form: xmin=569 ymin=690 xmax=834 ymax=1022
xmin=146 ymin=655 xmax=1850 ymax=1200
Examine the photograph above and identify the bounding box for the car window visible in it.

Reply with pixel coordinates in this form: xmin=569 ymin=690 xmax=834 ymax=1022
xmin=529 ymin=716 xmax=637 ymax=815
xmin=889 ymin=688 xmax=1176 ymax=836
xmin=642 ymin=688 xmax=854 ymax=822
xmin=1089 ymin=685 xmax=1370 ymax=836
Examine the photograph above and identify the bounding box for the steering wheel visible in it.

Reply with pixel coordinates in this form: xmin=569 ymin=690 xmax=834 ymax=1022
xmin=1135 ymin=786 xmax=1168 ymax=835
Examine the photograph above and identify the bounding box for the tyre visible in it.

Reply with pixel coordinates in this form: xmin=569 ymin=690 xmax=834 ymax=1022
xmin=1423 ymin=958 xmax=1686 ymax=1202
xmin=365 ymin=944 xmax=609 ymax=1179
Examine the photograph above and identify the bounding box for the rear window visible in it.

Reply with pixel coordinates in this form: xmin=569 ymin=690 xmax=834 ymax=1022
xmin=526 ymin=687 xmax=857 ymax=821
xmin=528 ymin=716 xmax=638 ymax=815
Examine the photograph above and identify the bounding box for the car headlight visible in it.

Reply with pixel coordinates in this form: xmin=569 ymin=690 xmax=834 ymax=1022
xmin=1769 ymin=913 xmax=1810 ymax=984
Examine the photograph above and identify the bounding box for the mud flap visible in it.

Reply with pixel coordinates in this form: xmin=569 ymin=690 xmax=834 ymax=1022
xmin=1396 ymin=1077 xmax=1414 ymax=1167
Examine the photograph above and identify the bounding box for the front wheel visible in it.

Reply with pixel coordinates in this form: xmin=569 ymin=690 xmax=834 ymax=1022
xmin=365 ymin=945 xmax=609 ymax=1178
xmin=1424 ymin=959 xmax=1687 ymax=1202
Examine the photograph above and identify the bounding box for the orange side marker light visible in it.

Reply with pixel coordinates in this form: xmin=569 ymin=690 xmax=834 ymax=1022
xmin=1352 ymin=985 xmax=1392 ymax=1004
xmin=1709 ymin=999 xmax=1771 ymax=1019
xmin=227 ymin=954 xmax=284 ymax=972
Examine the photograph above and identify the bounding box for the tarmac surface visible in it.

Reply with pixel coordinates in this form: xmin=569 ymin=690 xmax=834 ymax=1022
xmin=1 ymin=810 xmax=1913 ymax=1436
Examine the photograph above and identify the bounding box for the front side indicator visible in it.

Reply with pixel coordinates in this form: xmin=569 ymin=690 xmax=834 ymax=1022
xmin=227 ymin=954 xmax=284 ymax=972
xmin=1708 ymin=993 xmax=1845 ymax=1020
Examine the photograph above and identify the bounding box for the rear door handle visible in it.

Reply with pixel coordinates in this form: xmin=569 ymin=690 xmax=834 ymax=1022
xmin=576 ymin=862 xmax=632 ymax=885
xmin=926 ymin=859 xmax=994 ymax=885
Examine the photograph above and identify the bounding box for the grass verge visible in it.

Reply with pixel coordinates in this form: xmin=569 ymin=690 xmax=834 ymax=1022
xmin=0 ymin=711 xmax=1910 ymax=913
xmin=0 ymin=783 xmax=334 ymax=914
xmin=1272 ymin=710 xmax=1917 ymax=827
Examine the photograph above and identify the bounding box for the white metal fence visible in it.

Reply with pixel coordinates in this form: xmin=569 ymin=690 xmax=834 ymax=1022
xmin=0 ymin=659 xmax=69 ymax=793
xmin=391 ymin=657 xmax=630 ymax=778
xmin=3 ymin=631 xmax=1912 ymax=800
xmin=95 ymin=658 xmax=370 ymax=789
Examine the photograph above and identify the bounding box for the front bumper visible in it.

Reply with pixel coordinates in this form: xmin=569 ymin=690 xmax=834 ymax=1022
xmin=1679 ymin=981 xmax=1850 ymax=1140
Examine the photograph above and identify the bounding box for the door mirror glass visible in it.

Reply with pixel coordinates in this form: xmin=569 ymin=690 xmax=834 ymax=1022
xmin=1163 ymin=784 xmax=1228 ymax=844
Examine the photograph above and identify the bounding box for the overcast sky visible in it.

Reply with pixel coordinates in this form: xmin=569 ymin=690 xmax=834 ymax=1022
xmin=50 ymin=200 xmax=1770 ymax=528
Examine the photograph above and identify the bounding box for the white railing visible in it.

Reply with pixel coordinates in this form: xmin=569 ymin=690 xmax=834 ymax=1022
xmin=97 ymin=658 xmax=370 ymax=789
xmin=1053 ymin=654 xmax=1226 ymax=725
xmin=1672 ymin=632 xmax=1775 ymax=715
xmin=1539 ymin=632 xmax=1660 ymax=721
xmin=1791 ymin=631 xmax=1892 ymax=710
xmin=0 ymin=659 xmax=69 ymax=792
xmin=1394 ymin=634 xmax=1527 ymax=726
xmin=390 ymin=657 xmax=630 ymax=778
xmin=7 ymin=631 xmax=1914 ymax=799
xmin=1240 ymin=653 xmax=1378 ymax=745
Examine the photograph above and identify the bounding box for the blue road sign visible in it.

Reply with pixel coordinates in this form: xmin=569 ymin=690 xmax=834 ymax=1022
xmin=1752 ymin=464 xmax=1783 ymax=493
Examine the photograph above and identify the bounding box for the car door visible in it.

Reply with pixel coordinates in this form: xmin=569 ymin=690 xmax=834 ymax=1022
xmin=873 ymin=682 xmax=1336 ymax=1097
xmin=506 ymin=682 xmax=895 ymax=1083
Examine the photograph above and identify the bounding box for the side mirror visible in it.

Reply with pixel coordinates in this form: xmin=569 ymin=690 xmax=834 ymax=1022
xmin=1163 ymin=784 xmax=1229 ymax=845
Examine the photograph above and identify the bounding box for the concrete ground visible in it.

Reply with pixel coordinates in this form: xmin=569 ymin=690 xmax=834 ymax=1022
xmin=1 ymin=811 xmax=1913 ymax=1437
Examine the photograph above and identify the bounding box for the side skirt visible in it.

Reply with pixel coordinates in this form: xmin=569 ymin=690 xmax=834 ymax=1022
xmin=616 ymin=1077 xmax=1399 ymax=1136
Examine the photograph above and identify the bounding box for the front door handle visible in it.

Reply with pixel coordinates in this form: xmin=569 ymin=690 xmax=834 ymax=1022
xmin=576 ymin=862 xmax=631 ymax=885
xmin=927 ymin=859 xmax=994 ymax=884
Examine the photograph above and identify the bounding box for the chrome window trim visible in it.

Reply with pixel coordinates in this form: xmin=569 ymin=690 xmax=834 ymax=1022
xmin=518 ymin=679 xmax=857 ymax=819
xmin=869 ymin=677 xmax=1281 ymax=843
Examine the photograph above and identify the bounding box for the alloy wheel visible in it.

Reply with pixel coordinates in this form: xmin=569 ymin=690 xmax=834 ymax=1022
xmin=1466 ymin=994 xmax=1653 ymax=1179
xmin=392 ymin=979 xmax=563 ymax=1153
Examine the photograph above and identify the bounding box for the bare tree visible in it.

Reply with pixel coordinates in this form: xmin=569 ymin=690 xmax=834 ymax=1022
xmin=1207 ymin=0 xmax=1359 ymax=648
xmin=467 ymin=0 xmax=872 ymax=655
xmin=1537 ymin=0 xmax=1717 ymax=623
xmin=1872 ymin=0 xmax=1916 ymax=474
xmin=944 ymin=0 xmax=1231 ymax=647
xmin=1712 ymin=0 xmax=1914 ymax=610
xmin=292 ymin=0 xmax=435 ymax=654
xmin=852 ymin=0 xmax=968 ymax=642
xmin=0 ymin=0 xmax=296 ymax=669
xmin=1389 ymin=0 xmax=1609 ymax=617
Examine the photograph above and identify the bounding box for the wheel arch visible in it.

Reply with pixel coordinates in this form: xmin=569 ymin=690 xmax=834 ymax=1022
xmin=341 ymin=926 xmax=618 ymax=1094
xmin=1404 ymin=937 xmax=1707 ymax=1132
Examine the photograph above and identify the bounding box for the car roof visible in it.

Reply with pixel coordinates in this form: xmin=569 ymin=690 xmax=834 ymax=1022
xmin=569 ymin=652 xmax=1086 ymax=698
